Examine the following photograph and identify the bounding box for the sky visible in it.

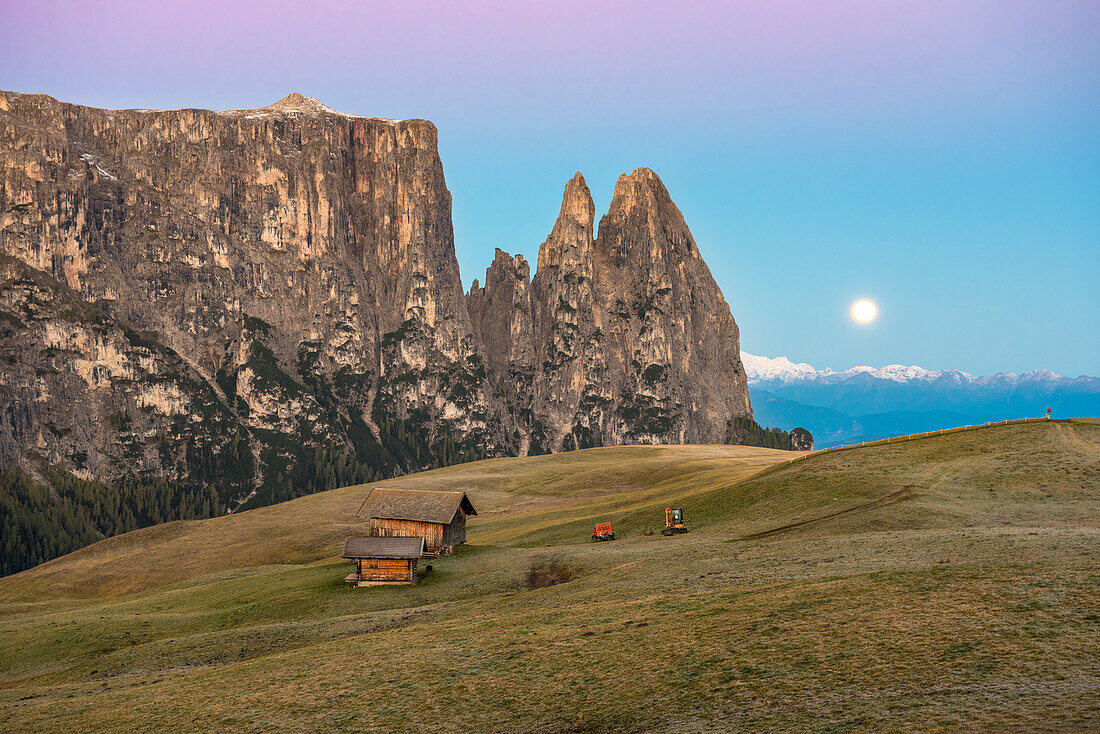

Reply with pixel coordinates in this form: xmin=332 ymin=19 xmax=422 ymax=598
xmin=2 ymin=0 xmax=1098 ymax=376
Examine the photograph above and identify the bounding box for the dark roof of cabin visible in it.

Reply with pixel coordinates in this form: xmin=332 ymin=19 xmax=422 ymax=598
xmin=356 ymin=488 xmax=477 ymax=524
xmin=342 ymin=536 xmax=426 ymax=559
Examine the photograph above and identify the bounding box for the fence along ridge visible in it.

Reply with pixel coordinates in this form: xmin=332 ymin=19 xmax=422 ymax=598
xmin=778 ymin=416 xmax=1062 ymax=469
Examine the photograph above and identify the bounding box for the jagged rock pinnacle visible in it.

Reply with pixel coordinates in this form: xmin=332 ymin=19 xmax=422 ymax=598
xmin=559 ymin=172 xmax=595 ymax=230
xmin=537 ymin=172 xmax=595 ymax=272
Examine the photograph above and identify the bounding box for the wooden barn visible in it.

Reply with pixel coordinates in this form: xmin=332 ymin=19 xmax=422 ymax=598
xmin=342 ymin=536 xmax=426 ymax=586
xmin=356 ymin=488 xmax=477 ymax=557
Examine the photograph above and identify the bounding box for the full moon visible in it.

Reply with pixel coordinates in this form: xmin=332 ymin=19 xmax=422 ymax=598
xmin=851 ymin=299 xmax=877 ymax=323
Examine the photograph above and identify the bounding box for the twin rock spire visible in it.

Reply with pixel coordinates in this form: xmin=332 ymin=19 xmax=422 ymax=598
xmin=467 ymin=168 xmax=751 ymax=454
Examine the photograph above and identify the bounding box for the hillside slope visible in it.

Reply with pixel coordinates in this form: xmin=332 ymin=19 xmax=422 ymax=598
xmin=0 ymin=420 xmax=1097 ymax=732
xmin=0 ymin=444 xmax=791 ymax=601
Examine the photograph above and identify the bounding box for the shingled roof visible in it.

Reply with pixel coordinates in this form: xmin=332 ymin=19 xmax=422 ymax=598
xmin=342 ymin=536 xmax=426 ymax=559
xmin=355 ymin=488 xmax=477 ymax=524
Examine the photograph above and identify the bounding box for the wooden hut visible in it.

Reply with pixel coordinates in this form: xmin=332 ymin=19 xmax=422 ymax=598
xmin=342 ymin=536 xmax=426 ymax=586
xmin=356 ymin=488 xmax=477 ymax=557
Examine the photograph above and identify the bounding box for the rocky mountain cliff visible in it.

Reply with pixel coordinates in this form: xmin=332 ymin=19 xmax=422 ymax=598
xmin=0 ymin=90 xmax=505 ymax=512
xmin=1 ymin=91 xmax=753 ymax=571
xmin=468 ymin=170 xmax=752 ymax=452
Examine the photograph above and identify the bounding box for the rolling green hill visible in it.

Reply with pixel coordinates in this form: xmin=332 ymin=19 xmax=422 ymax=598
xmin=1 ymin=420 xmax=1097 ymax=732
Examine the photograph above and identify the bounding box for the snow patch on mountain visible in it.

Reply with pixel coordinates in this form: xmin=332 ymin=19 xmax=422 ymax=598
xmin=739 ymin=353 xmax=823 ymax=382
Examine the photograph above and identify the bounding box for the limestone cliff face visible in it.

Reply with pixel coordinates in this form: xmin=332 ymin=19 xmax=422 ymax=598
xmin=468 ymin=169 xmax=752 ymax=452
xmin=528 ymin=174 xmax=604 ymax=451
xmin=0 ymin=91 xmax=505 ymax=507
xmin=466 ymin=249 xmax=537 ymax=451
xmin=0 ymin=255 xmax=250 ymax=498
xmin=593 ymin=168 xmax=752 ymax=444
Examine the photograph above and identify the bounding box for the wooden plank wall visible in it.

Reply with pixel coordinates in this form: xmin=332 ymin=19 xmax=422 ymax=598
xmin=442 ymin=512 xmax=467 ymax=549
xmin=369 ymin=518 xmax=444 ymax=555
xmin=356 ymin=558 xmax=414 ymax=582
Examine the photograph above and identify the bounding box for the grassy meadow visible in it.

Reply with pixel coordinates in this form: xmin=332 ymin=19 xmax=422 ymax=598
xmin=0 ymin=420 xmax=1097 ymax=732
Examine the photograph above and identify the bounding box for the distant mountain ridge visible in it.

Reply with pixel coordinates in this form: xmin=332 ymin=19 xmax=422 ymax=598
xmin=742 ymin=352 xmax=1100 ymax=447
xmin=742 ymin=352 xmax=1093 ymax=387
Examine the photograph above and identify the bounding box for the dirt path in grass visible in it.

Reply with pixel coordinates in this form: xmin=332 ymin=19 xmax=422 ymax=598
xmin=736 ymin=487 xmax=919 ymax=540
xmin=1055 ymin=423 xmax=1100 ymax=456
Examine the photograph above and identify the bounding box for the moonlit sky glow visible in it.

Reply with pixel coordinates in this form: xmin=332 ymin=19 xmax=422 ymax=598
xmin=1 ymin=1 xmax=1097 ymax=375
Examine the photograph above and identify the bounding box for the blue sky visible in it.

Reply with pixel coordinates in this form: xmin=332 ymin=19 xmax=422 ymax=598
xmin=2 ymin=0 xmax=1097 ymax=375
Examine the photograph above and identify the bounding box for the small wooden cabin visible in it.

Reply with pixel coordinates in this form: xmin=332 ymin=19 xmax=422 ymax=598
xmin=356 ymin=488 xmax=477 ymax=557
xmin=342 ymin=536 xmax=426 ymax=586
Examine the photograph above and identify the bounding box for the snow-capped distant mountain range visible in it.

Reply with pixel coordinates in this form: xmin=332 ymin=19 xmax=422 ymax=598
xmin=741 ymin=352 xmax=1100 ymax=448
xmin=740 ymin=352 xmax=1087 ymax=387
